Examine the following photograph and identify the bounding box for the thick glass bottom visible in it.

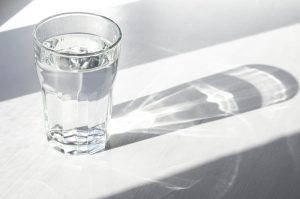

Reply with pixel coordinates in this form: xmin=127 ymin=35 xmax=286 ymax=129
xmin=46 ymin=125 xmax=107 ymax=155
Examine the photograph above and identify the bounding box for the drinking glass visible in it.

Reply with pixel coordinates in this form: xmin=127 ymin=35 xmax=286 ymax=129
xmin=33 ymin=12 xmax=122 ymax=154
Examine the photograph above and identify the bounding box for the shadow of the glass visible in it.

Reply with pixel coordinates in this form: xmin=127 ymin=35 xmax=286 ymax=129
xmin=107 ymin=64 xmax=299 ymax=149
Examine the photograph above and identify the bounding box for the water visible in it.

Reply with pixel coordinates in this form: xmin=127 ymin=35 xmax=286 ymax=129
xmin=36 ymin=33 xmax=118 ymax=154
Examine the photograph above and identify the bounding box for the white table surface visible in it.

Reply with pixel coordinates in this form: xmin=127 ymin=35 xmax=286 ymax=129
xmin=1 ymin=0 xmax=300 ymax=198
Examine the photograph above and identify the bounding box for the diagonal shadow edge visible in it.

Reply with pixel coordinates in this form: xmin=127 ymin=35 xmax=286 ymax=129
xmin=0 ymin=0 xmax=32 ymax=26
xmin=101 ymin=132 xmax=300 ymax=199
xmin=1 ymin=20 xmax=300 ymax=101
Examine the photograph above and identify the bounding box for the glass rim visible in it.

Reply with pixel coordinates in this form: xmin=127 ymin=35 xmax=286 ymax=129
xmin=33 ymin=12 xmax=122 ymax=57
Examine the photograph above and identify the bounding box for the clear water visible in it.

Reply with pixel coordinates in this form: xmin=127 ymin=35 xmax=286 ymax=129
xmin=36 ymin=33 xmax=118 ymax=154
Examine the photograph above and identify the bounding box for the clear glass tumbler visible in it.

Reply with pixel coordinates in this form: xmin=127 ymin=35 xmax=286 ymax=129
xmin=33 ymin=13 xmax=122 ymax=155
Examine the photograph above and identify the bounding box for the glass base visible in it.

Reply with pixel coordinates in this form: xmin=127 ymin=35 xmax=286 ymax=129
xmin=46 ymin=126 xmax=107 ymax=155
